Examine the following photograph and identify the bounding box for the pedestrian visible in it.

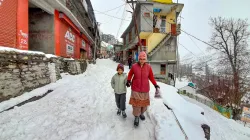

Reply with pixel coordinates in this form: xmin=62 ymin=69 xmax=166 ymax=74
xmin=111 ymin=64 xmax=128 ymax=118
xmin=126 ymin=51 xmax=160 ymax=127
xmin=128 ymin=55 xmax=132 ymax=69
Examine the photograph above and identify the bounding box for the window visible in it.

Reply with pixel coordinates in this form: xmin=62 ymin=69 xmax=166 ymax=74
xmin=160 ymin=16 xmax=166 ymax=33
xmin=144 ymin=12 xmax=150 ymax=17
xmin=160 ymin=64 xmax=166 ymax=75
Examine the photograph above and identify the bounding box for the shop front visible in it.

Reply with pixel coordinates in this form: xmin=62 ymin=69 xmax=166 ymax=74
xmin=0 ymin=0 xmax=28 ymax=49
xmin=55 ymin=10 xmax=90 ymax=59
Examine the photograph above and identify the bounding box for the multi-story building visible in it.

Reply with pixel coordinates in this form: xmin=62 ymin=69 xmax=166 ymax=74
xmin=120 ymin=0 xmax=183 ymax=84
xmin=0 ymin=0 xmax=100 ymax=60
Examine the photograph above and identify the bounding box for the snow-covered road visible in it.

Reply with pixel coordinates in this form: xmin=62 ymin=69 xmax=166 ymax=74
xmin=0 ymin=59 xmax=157 ymax=140
xmin=2 ymin=59 xmax=249 ymax=140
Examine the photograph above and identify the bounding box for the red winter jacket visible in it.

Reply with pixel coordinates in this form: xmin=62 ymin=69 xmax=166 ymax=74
xmin=127 ymin=63 xmax=157 ymax=93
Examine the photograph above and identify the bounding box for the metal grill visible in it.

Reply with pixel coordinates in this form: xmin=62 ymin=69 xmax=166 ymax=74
xmin=0 ymin=0 xmax=17 ymax=47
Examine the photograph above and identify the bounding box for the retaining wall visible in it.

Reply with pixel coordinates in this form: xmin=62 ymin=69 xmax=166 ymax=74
xmin=0 ymin=50 xmax=88 ymax=102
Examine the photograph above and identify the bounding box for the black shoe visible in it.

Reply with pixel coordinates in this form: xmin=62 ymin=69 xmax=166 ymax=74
xmin=122 ymin=111 xmax=127 ymax=118
xmin=117 ymin=109 xmax=121 ymax=115
xmin=140 ymin=114 xmax=145 ymax=121
xmin=134 ymin=116 xmax=139 ymax=127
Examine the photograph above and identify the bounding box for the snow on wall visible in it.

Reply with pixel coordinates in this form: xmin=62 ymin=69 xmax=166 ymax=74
xmin=48 ymin=63 xmax=57 ymax=83
xmin=0 ymin=46 xmax=45 ymax=55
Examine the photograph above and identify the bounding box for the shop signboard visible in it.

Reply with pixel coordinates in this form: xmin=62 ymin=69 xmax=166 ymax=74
xmin=66 ymin=44 xmax=74 ymax=55
xmin=81 ymin=40 xmax=86 ymax=50
xmin=64 ymin=28 xmax=75 ymax=57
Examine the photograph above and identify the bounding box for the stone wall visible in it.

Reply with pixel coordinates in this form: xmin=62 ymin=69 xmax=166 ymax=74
xmin=61 ymin=60 xmax=87 ymax=75
xmin=0 ymin=51 xmax=50 ymax=102
xmin=0 ymin=50 xmax=88 ymax=103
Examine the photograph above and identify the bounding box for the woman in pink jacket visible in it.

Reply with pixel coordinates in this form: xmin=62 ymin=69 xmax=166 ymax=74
xmin=126 ymin=51 xmax=159 ymax=127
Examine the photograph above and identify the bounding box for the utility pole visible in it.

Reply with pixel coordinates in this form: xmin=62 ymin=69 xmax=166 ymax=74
xmin=126 ymin=0 xmax=142 ymax=52
xmin=93 ymin=22 xmax=99 ymax=63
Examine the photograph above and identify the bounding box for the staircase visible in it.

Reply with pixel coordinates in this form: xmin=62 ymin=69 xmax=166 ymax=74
xmin=148 ymin=33 xmax=171 ymax=57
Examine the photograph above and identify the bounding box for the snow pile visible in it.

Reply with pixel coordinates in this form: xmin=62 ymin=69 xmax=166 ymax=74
xmin=64 ymin=57 xmax=74 ymax=60
xmin=184 ymin=96 xmax=250 ymax=140
xmin=45 ymin=54 xmax=58 ymax=58
xmin=0 ymin=46 xmax=45 ymax=55
xmin=159 ymin=83 xmax=208 ymax=140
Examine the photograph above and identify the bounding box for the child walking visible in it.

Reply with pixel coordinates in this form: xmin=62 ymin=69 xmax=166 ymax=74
xmin=111 ymin=64 xmax=127 ymax=118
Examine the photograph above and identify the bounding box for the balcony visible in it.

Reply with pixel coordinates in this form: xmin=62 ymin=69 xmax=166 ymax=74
xmin=153 ymin=23 xmax=181 ymax=36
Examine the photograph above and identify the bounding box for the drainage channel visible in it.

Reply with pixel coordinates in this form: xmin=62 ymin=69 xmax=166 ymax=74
xmin=0 ymin=90 xmax=53 ymax=114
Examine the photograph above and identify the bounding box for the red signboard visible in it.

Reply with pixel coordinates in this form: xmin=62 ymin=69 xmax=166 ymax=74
xmin=60 ymin=20 xmax=77 ymax=58
xmin=16 ymin=0 xmax=28 ymax=50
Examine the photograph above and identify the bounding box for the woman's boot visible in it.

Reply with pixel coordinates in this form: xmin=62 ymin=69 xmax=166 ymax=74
xmin=134 ymin=116 xmax=139 ymax=127
xmin=139 ymin=114 xmax=145 ymax=120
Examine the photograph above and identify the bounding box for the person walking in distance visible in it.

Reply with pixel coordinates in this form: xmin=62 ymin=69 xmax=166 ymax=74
xmin=128 ymin=55 xmax=133 ymax=69
xmin=126 ymin=51 xmax=160 ymax=127
xmin=111 ymin=64 xmax=127 ymax=118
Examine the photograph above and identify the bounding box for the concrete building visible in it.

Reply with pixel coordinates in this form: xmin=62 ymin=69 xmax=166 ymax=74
xmin=0 ymin=0 xmax=100 ymax=60
xmin=120 ymin=1 xmax=183 ymax=84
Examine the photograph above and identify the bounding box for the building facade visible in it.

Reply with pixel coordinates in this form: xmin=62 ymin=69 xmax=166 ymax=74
xmin=120 ymin=1 xmax=183 ymax=84
xmin=0 ymin=0 xmax=100 ymax=60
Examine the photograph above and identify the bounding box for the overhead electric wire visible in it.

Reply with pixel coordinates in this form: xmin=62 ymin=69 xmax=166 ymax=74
xmin=102 ymin=3 xmax=126 ymax=13
xmin=186 ymin=33 xmax=206 ymax=55
xmin=179 ymin=43 xmax=197 ymax=58
xmin=116 ymin=4 xmax=127 ymax=39
xmin=94 ymin=10 xmax=131 ymax=21
xmin=181 ymin=29 xmax=214 ymax=48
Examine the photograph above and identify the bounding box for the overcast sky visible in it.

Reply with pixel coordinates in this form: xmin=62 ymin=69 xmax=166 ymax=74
xmin=91 ymin=0 xmax=250 ymax=58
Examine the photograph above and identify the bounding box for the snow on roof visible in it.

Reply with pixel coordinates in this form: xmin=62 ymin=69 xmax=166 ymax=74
xmin=0 ymin=46 xmax=45 ymax=55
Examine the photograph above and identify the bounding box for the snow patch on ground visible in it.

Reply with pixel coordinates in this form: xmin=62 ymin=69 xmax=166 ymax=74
xmin=175 ymin=78 xmax=190 ymax=89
